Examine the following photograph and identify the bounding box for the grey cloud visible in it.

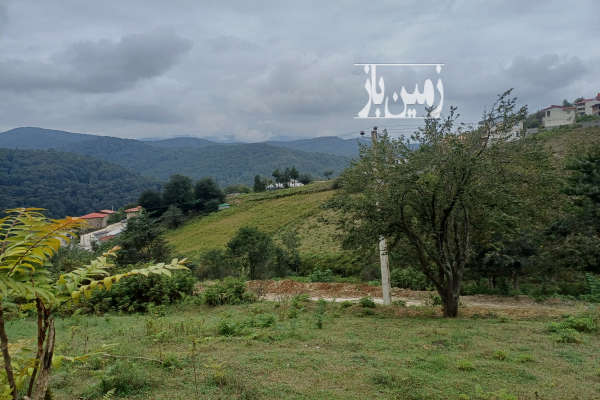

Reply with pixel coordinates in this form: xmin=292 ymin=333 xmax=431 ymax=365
xmin=0 ymin=30 xmax=192 ymax=93
xmin=506 ymin=54 xmax=586 ymax=90
xmin=92 ymin=103 xmax=182 ymax=123
xmin=0 ymin=4 xmax=7 ymax=31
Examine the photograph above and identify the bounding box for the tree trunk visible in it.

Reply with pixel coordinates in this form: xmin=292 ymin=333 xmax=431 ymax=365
xmin=30 ymin=319 xmax=55 ymax=400
xmin=512 ymin=271 xmax=520 ymax=292
xmin=0 ymin=303 xmax=17 ymax=400
xmin=442 ymin=290 xmax=459 ymax=317
xmin=27 ymin=299 xmax=47 ymax=398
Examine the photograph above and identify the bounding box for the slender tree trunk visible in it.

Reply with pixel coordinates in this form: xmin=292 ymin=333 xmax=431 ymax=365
xmin=30 ymin=319 xmax=55 ymax=400
xmin=0 ymin=303 xmax=17 ymax=400
xmin=27 ymin=299 xmax=47 ymax=398
xmin=512 ymin=271 xmax=520 ymax=292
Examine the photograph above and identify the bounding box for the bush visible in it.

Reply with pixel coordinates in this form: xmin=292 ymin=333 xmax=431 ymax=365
xmin=359 ymin=297 xmax=376 ymax=308
xmin=203 ymin=278 xmax=255 ymax=306
xmin=547 ymin=315 xmax=597 ymax=334
xmin=197 ymin=249 xmax=235 ymax=280
xmin=89 ymin=361 xmax=150 ymax=397
xmin=554 ymin=328 xmax=582 ymax=344
xmin=391 ymin=267 xmax=431 ymax=290
xmin=309 ymin=268 xmax=333 ymax=282
xmin=81 ymin=271 xmax=195 ymax=313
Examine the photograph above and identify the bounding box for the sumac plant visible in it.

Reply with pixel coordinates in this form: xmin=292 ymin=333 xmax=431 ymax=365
xmin=0 ymin=208 xmax=187 ymax=400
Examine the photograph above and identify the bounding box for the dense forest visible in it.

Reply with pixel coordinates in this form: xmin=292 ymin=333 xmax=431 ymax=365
xmin=0 ymin=148 xmax=160 ymax=217
xmin=0 ymin=127 xmax=351 ymax=185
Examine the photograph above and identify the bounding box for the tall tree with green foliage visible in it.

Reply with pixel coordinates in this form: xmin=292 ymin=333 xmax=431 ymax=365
xmin=162 ymin=175 xmax=194 ymax=213
xmin=138 ymin=190 xmax=164 ymax=217
xmin=113 ymin=214 xmax=172 ymax=266
xmin=227 ymin=227 xmax=277 ymax=279
xmin=337 ymin=91 xmax=533 ymax=317
xmin=194 ymin=178 xmax=225 ymax=212
xmin=253 ymin=175 xmax=267 ymax=192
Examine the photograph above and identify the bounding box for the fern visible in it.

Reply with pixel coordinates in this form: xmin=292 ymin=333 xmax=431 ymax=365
xmin=585 ymin=273 xmax=600 ymax=302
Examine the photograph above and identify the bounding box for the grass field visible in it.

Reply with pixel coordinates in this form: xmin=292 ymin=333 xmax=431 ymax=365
xmin=6 ymin=299 xmax=599 ymax=399
xmin=166 ymin=181 xmax=343 ymax=262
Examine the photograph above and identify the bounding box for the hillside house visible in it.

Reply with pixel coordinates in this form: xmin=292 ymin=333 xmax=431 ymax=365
xmin=266 ymin=179 xmax=305 ymax=190
xmin=488 ymin=120 xmax=524 ymax=142
xmin=575 ymin=93 xmax=600 ymax=116
xmin=125 ymin=205 xmax=143 ymax=219
xmin=542 ymin=105 xmax=576 ymax=128
xmin=592 ymin=103 xmax=600 ymax=116
xmin=79 ymin=212 xmax=109 ymax=230
xmin=79 ymin=220 xmax=127 ymax=250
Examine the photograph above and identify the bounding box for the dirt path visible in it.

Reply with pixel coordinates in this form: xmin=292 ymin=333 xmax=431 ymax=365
xmin=246 ymin=279 xmax=584 ymax=317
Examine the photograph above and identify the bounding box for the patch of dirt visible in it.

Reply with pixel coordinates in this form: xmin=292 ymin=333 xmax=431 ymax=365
xmin=246 ymin=279 xmax=583 ymax=317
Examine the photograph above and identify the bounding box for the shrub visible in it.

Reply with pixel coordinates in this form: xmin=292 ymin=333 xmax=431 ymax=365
xmin=81 ymin=271 xmax=195 ymax=313
xmin=391 ymin=267 xmax=431 ymax=290
xmin=547 ymin=315 xmax=597 ymax=334
xmin=217 ymin=319 xmax=240 ymax=336
xmin=359 ymin=297 xmax=376 ymax=308
xmin=493 ymin=350 xmax=508 ymax=361
xmin=554 ymin=328 xmax=582 ymax=344
xmin=457 ymin=360 xmax=475 ymax=371
xmin=309 ymin=268 xmax=334 ymax=282
xmin=90 ymin=361 xmax=150 ymax=397
xmin=203 ymin=278 xmax=255 ymax=306
xmin=340 ymin=301 xmax=353 ymax=309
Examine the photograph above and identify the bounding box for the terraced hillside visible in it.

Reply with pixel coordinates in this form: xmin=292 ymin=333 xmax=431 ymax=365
xmin=166 ymin=181 xmax=344 ymax=263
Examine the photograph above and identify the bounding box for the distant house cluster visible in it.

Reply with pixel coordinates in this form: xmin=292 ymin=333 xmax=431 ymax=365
xmin=77 ymin=206 xmax=143 ymax=250
xmin=266 ymin=179 xmax=305 ymax=190
xmin=541 ymin=93 xmax=600 ymax=128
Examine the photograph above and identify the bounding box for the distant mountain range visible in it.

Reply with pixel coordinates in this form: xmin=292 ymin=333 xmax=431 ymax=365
xmin=0 ymin=127 xmax=355 ymax=186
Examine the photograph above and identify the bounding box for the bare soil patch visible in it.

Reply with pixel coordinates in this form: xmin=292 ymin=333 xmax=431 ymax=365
xmin=246 ymin=279 xmax=584 ymax=317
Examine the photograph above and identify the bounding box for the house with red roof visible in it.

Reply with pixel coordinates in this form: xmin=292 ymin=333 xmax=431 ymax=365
xmin=79 ymin=212 xmax=109 ymax=230
xmin=542 ymin=105 xmax=576 ymax=128
xmin=125 ymin=205 xmax=143 ymax=219
xmin=574 ymin=93 xmax=600 ymax=116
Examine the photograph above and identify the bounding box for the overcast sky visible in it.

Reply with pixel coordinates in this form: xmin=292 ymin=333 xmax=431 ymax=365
xmin=0 ymin=1 xmax=598 ymax=141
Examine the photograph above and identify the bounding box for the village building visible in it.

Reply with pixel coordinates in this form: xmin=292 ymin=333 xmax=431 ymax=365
xmin=78 ymin=212 xmax=109 ymax=230
xmin=574 ymin=93 xmax=600 ymax=116
xmin=542 ymin=105 xmax=576 ymax=128
xmin=125 ymin=205 xmax=143 ymax=219
xmin=266 ymin=179 xmax=305 ymax=190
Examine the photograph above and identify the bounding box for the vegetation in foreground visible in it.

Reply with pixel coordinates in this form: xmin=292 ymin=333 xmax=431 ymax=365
xmin=4 ymin=299 xmax=598 ymax=400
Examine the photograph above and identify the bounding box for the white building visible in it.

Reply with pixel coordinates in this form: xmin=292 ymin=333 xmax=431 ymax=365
xmin=266 ymin=179 xmax=305 ymax=190
xmin=489 ymin=120 xmax=524 ymax=142
xmin=574 ymin=93 xmax=600 ymax=116
xmin=79 ymin=221 xmax=127 ymax=250
xmin=542 ymin=105 xmax=576 ymax=128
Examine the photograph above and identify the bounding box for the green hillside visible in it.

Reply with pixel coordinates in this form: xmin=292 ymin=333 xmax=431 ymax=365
xmin=166 ymin=181 xmax=343 ymax=262
xmin=0 ymin=148 xmax=159 ymax=217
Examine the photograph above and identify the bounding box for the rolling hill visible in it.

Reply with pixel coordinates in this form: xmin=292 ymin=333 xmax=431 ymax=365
xmin=0 ymin=127 xmax=351 ymax=186
xmin=165 ymin=181 xmax=345 ymax=263
xmin=0 ymin=148 xmax=160 ymax=217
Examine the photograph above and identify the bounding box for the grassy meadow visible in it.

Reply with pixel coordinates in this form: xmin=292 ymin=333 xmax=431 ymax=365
xmin=166 ymin=181 xmax=343 ymax=262
xmin=5 ymin=299 xmax=599 ymax=400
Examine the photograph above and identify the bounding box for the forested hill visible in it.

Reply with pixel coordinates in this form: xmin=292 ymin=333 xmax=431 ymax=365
xmin=0 ymin=127 xmax=350 ymax=185
xmin=0 ymin=148 xmax=160 ymax=217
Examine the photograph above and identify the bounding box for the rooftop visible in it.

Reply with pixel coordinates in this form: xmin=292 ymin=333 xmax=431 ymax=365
xmin=79 ymin=212 xmax=108 ymax=219
xmin=125 ymin=206 xmax=142 ymax=213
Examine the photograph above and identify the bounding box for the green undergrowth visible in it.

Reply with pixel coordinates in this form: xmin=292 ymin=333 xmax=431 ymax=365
xmin=5 ymin=300 xmax=600 ymax=399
